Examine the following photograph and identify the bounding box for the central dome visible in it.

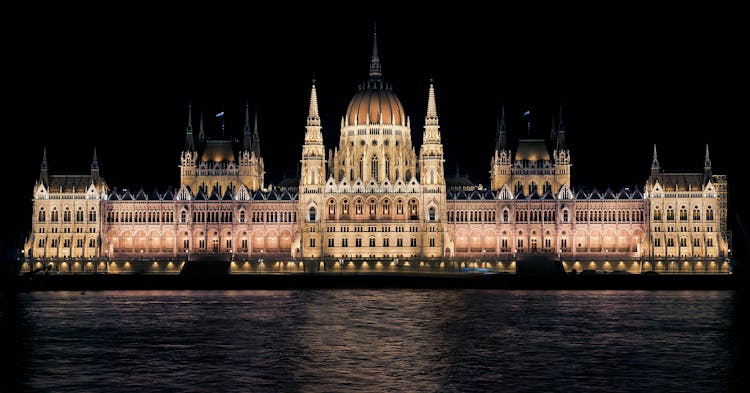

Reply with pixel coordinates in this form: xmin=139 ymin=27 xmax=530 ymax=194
xmin=345 ymin=82 xmax=405 ymax=126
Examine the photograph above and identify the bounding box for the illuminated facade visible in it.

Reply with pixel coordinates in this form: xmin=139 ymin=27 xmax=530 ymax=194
xmin=23 ymin=33 xmax=731 ymax=274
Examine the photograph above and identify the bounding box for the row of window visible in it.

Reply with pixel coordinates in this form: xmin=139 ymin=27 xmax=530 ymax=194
xmin=576 ymin=210 xmax=645 ymax=222
xmin=38 ymin=207 xmax=96 ymax=223
xmin=107 ymin=211 xmax=174 ymax=223
xmin=326 ymin=226 xmax=420 ymax=232
xmin=313 ymin=237 xmax=435 ymax=248
xmin=37 ymin=238 xmax=97 ymax=248
xmin=448 ymin=210 xmax=497 ymax=222
xmin=653 ymin=207 xmax=713 ymax=221
xmin=653 ymin=238 xmax=714 ymax=247
xmin=327 ymin=199 xmax=419 ymax=219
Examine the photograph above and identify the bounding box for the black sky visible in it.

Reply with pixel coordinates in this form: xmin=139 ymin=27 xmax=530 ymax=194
xmin=3 ymin=7 xmax=748 ymax=257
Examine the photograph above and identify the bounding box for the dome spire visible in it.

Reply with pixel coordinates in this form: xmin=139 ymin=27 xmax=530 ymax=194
xmin=198 ymin=112 xmax=205 ymax=142
xmin=369 ymin=21 xmax=382 ymax=79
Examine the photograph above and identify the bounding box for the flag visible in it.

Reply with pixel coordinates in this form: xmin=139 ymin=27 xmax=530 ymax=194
xmin=523 ymin=110 xmax=530 ymax=117
xmin=216 ymin=112 xmax=225 ymax=118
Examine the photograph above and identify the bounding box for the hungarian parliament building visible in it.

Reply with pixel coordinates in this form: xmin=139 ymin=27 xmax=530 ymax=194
xmin=23 ymin=35 xmax=731 ymax=274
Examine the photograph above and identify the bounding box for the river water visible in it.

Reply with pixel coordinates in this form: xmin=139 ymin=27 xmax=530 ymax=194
xmin=1 ymin=290 xmax=748 ymax=392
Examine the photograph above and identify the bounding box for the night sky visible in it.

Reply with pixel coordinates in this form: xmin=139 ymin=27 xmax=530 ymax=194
xmin=4 ymin=7 xmax=747 ymax=258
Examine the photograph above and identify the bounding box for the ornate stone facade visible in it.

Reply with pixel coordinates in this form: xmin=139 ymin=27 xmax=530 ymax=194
xmin=22 ymin=33 xmax=731 ymax=274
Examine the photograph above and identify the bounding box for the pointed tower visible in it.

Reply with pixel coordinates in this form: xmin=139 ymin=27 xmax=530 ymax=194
xmin=39 ymin=146 xmax=48 ymax=186
xmin=239 ymin=102 xmax=263 ymax=190
xmin=180 ymin=102 xmax=198 ymax=189
xmin=651 ymin=144 xmax=660 ymax=180
xmin=299 ymin=79 xmax=326 ymax=259
xmin=419 ymin=79 xmax=445 ymax=186
xmin=252 ymin=111 xmax=262 ymax=158
xmin=553 ymin=102 xmax=571 ymax=189
xmin=90 ymin=146 xmax=100 ymax=182
xmin=184 ymin=101 xmax=195 ymax=151
xmin=490 ymin=104 xmax=512 ymax=190
xmin=703 ymin=143 xmax=712 ymax=180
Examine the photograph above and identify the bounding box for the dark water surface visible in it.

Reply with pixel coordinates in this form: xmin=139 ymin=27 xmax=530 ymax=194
xmin=2 ymin=290 xmax=748 ymax=392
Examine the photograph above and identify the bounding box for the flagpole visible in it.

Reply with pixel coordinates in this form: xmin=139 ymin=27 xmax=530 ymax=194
xmin=523 ymin=110 xmax=531 ymax=137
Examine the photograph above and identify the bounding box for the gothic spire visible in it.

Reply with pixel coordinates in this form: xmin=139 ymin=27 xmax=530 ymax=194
xmin=651 ymin=144 xmax=659 ymax=168
xmin=557 ymin=102 xmax=566 ymax=149
xmin=704 ymin=143 xmax=711 ymax=168
xmin=243 ymin=100 xmax=252 ymax=150
xmin=184 ymin=101 xmax=194 ymax=151
xmin=91 ymin=146 xmax=98 ymax=169
xmin=496 ymin=104 xmax=508 ymax=151
xmin=40 ymin=146 xmax=48 ymax=184
xmin=369 ymin=22 xmax=382 ymax=79
xmin=198 ymin=112 xmax=205 ymax=142
xmin=307 ymin=79 xmax=321 ymax=127
xmin=425 ymin=80 xmax=438 ymax=125
xmin=252 ymin=111 xmax=261 ymax=157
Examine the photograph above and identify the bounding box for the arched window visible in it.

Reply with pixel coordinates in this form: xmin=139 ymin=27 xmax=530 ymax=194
xmin=679 ymin=206 xmax=688 ymax=221
xmin=371 ymin=155 xmax=378 ymax=181
xmin=89 ymin=208 xmax=96 ymax=222
xmin=396 ymin=199 xmax=404 ymax=215
xmin=693 ymin=206 xmax=700 ymax=220
xmin=239 ymin=210 xmax=246 ymax=223
xmin=653 ymin=207 xmax=662 ymax=221
xmin=355 ymin=200 xmax=363 ymax=215
xmin=666 ymin=206 xmax=674 ymax=221
xmin=503 ymin=210 xmax=509 ymax=222
xmin=38 ymin=208 xmax=46 ymax=222
xmin=328 ymin=200 xmax=336 ymax=219
xmin=359 ymin=156 xmax=364 ymax=179
xmin=563 ymin=209 xmax=569 ymax=222
xmin=383 ymin=199 xmax=390 ymax=216
xmin=706 ymin=206 xmax=714 ymax=221
xmin=369 ymin=200 xmax=376 ymax=217
xmin=63 ymin=208 xmax=71 ymax=222
xmin=180 ymin=210 xmax=187 ymax=223
xmin=342 ymin=200 xmax=349 ymax=216
xmin=428 ymin=207 xmax=436 ymax=221
xmin=76 ymin=208 xmax=84 ymax=222
xmin=409 ymin=200 xmax=418 ymax=219
xmin=309 ymin=207 xmax=316 ymax=221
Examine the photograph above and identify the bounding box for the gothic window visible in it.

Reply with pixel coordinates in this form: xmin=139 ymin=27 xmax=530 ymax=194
xmin=409 ymin=200 xmax=418 ymax=219
xmin=356 ymin=238 xmax=362 ymax=247
xmin=383 ymin=238 xmax=389 ymax=247
xmin=181 ymin=210 xmax=187 ymax=223
xmin=342 ymin=238 xmax=348 ymax=247
xmin=706 ymin=238 xmax=713 ymax=247
xmin=693 ymin=238 xmax=700 ymax=247
xmin=503 ymin=209 xmax=509 ymax=222
xmin=680 ymin=238 xmax=687 ymax=247
xmin=328 ymin=200 xmax=336 ymax=219
xmin=383 ymin=199 xmax=390 ymax=216
xmin=653 ymin=207 xmax=662 ymax=221
xmin=667 ymin=238 xmax=674 ymax=247
xmin=385 ymin=156 xmax=390 ymax=180
xmin=369 ymin=200 xmax=376 ymax=217
xmin=328 ymin=238 xmax=334 ymax=247
xmin=654 ymin=238 xmax=661 ymax=247
xmin=563 ymin=209 xmax=569 ymax=222
xmin=355 ymin=200 xmax=363 ymax=215
xmin=89 ymin=208 xmax=96 ymax=222
xmin=429 ymin=238 xmax=435 ymax=247
xmin=429 ymin=207 xmax=436 ymax=221
xmin=310 ymin=238 xmax=316 ymax=247
xmin=239 ymin=210 xmax=246 ymax=223
xmin=396 ymin=199 xmax=404 ymax=215
xmin=342 ymin=200 xmax=350 ymax=216
xmin=63 ymin=208 xmax=71 ymax=222
xmin=371 ymin=156 xmax=378 ymax=181
xmin=309 ymin=207 xmax=316 ymax=221
xmin=38 ymin=208 xmax=46 ymax=222
xmin=706 ymin=206 xmax=714 ymax=221
xmin=359 ymin=156 xmax=364 ymax=179
xmin=76 ymin=208 xmax=84 ymax=222
xmin=679 ymin=207 xmax=688 ymax=221
xmin=410 ymin=238 xmax=417 ymax=247
xmin=693 ymin=206 xmax=700 ymax=221
xmin=397 ymin=238 xmax=403 ymax=247
xmin=406 ymin=169 xmax=412 ymax=180
xmin=666 ymin=206 xmax=675 ymax=221
xmin=517 ymin=238 xmax=524 ymax=249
